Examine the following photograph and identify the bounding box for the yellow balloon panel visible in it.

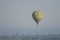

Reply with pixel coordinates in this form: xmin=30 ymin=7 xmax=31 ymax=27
xmin=35 ymin=11 xmax=43 ymax=20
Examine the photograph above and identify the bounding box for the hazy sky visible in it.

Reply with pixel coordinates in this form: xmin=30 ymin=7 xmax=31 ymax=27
xmin=0 ymin=0 xmax=60 ymax=35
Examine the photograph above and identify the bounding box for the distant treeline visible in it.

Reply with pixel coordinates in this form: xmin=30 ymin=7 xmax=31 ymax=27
xmin=0 ymin=34 xmax=60 ymax=40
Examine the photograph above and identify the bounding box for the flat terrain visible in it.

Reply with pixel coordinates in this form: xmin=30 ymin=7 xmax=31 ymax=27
xmin=0 ymin=35 xmax=60 ymax=40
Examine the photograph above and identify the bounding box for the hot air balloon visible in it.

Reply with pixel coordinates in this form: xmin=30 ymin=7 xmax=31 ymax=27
xmin=32 ymin=10 xmax=43 ymax=25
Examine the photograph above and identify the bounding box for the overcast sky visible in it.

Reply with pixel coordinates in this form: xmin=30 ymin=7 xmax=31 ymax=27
xmin=0 ymin=0 xmax=60 ymax=35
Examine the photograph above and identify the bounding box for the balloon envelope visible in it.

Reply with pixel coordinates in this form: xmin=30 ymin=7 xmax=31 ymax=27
xmin=32 ymin=10 xmax=43 ymax=25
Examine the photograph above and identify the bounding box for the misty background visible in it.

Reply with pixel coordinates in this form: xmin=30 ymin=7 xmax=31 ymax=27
xmin=0 ymin=0 xmax=60 ymax=35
